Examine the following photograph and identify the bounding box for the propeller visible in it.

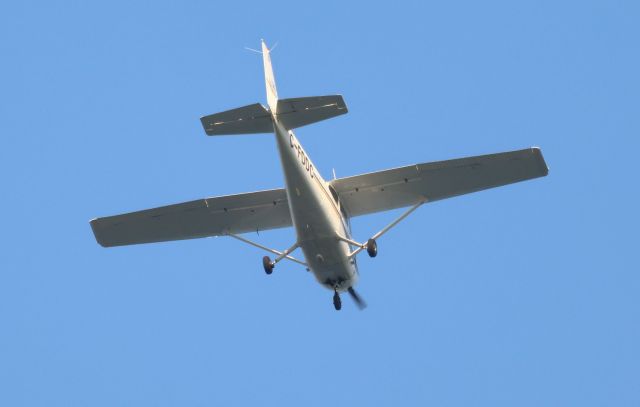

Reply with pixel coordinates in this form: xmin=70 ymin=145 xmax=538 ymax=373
xmin=347 ymin=287 xmax=367 ymax=310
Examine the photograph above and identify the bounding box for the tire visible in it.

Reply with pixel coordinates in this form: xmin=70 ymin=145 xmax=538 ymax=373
xmin=263 ymin=256 xmax=274 ymax=274
xmin=366 ymin=239 xmax=378 ymax=258
xmin=333 ymin=292 xmax=342 ymax=311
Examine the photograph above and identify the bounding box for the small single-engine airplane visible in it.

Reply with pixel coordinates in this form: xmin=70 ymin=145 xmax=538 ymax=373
xmin=91 ymin=41 xmax=548 ymax=310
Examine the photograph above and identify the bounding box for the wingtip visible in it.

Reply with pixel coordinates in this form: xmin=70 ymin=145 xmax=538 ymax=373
xmin=530 ymin=146 xmax=549 ymax=176
xmin=89 ymin=218 xmax=111 ymax=248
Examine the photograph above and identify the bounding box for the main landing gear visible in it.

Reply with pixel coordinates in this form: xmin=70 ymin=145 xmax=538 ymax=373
xmin=336 ymin=200 xmax=425 ymax=260
xmin=258 ymin=241 xmax=302 ymax=275
xmin=366 ymin=238 xmax=378 ymax=258
xmin=262 ymin=256 xmax=274 ymax=274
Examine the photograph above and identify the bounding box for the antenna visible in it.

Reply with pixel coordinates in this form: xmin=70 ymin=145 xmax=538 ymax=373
xmin=332 ymin=168 xmax=337 ymax=180
xmin=244 ymin=46 xmax=262 ymax=54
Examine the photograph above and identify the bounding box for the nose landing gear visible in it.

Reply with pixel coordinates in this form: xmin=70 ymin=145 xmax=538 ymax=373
xmin=333 ymin=289 xmax=342 ymax=311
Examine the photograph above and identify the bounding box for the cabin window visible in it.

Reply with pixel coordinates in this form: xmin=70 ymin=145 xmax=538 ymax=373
xmin=329 ymin=185 xmax=339 ymax=205
xmin=340 ymin=204 xmax=349 ymax=220
xmin=329 ymin=184 xmax=349 ymax=221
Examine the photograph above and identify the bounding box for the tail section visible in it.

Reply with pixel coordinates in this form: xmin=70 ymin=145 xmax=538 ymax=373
xmin=261 ymin=40 xmax=278 ymax=112
xmin=199 ymin=40 xmax=348 ymax=136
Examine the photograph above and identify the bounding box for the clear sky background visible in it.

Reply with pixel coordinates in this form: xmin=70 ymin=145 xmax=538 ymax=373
xmin=1 ymin=1 xmax=639 ymax=406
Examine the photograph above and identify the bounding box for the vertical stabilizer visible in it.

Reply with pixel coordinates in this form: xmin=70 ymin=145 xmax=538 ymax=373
xmin=261 ymin=40 xmax=278 ymax=112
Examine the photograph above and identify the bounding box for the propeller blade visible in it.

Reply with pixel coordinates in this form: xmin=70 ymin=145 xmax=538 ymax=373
xmin=347 ymin=287 xmax=367 ymax=310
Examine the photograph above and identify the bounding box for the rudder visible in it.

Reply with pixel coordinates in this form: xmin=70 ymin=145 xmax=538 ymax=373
xmin=261 ymin=40 xmax=278 ymax=112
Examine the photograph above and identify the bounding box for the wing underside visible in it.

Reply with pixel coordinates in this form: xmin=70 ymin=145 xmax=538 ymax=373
xmin=92 ymin=148 xmax=547 ymax=247
xmin=91 ymin=188 xmax=291 ymax=247
xmin=331 ymin=148 xmax=548 ymax=217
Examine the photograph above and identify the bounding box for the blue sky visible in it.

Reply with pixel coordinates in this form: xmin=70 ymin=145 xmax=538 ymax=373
xmin=1 ymin=1 xmax=639 ymax=406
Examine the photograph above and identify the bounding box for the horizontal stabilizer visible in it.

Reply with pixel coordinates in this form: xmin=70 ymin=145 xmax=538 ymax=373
xmin=276 ymin=95 xmax=347 ymax=130
xmin=201 ymin=103 xmax=273 ymax=135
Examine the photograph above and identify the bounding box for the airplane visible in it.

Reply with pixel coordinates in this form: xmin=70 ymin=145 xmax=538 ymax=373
xmin=90 ymin=40 xmax=549 ymax=311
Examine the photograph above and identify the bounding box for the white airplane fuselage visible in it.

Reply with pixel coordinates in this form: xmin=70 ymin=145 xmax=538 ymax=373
xmin=272 ymin=120 xmax=358 ymax=292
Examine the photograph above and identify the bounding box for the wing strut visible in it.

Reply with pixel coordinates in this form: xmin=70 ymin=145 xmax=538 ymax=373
xmin=227 ymin=233 xmax=307 ymax=267
xmin=336 ymin=200 xmax=425 ymax=258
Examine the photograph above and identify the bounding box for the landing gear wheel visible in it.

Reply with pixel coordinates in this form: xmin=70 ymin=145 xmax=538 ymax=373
xmin=366 ymin=238 xmax=378 ymax=258
xmin=333 ymin=291 xmax=342 ymax=311
xmin=262 ymin=256 xmax=274 ymax=275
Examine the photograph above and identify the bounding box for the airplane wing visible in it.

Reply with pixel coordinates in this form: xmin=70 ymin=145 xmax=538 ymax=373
xmin=331 ymin=148 xmax=548 ymax=217
xmin=90 ymin=188 xmax=291 ymax=247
